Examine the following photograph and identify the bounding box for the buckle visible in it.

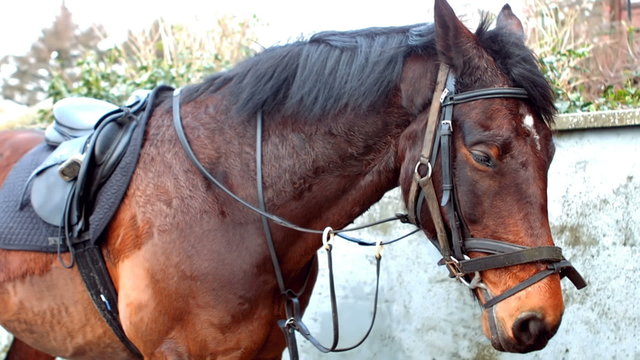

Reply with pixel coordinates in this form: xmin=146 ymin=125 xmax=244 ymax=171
xmin=441 ymin=120 xmax=452 ymax=132
xmin=322 ymin=227 xmax=334 ymax=251
xmin=440 ymin=88 xmax=450 ymax=103
xmin=375 ymin=239 xmax=384 ymax=260
xmin=444 ymin=256 xmax=486 ymax=289
xmin=444 ymin=256 xmax=464 ymax=278
xmin=284 ymin=317 xmax=297 ymax=329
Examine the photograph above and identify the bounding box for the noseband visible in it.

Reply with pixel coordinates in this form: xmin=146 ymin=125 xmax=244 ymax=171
xmin=406 ymin=65 xmax=586 ymax=309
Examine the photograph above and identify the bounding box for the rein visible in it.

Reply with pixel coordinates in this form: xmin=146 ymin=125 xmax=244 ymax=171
xmin=172 ymin=89 xmax=409 ymax=359
xmin=172 ymin=88 xmax=407 ymax=238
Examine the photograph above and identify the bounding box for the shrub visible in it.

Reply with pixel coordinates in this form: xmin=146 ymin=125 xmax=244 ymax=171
xmin=38 ymin=16 xmax=258 ymax=123
xmin=525 ymin=0 xmax=639 ymax=112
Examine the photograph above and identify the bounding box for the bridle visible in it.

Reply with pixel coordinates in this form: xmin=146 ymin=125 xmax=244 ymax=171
xmin=171 ymin=63 xmax=586 ymax=359
xmin=406 ymin=64 xmax=586 ymax=309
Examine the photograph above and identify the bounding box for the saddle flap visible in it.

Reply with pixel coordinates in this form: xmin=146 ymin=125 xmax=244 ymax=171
xmin=26 ymin=135 xmax=90 ymax=226
xmin=30 ymin=165 xmax=76 ymax=226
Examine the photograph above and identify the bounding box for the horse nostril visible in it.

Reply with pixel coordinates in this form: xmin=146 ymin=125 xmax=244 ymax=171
xmin=512 ymin=312 xmax=550 ymax=351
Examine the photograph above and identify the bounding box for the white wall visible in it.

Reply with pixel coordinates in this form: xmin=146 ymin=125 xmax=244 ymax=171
xmin=287 ymin=125 xmax=640 ymax=359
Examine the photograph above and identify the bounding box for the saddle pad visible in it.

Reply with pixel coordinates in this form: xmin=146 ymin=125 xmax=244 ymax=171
xmin=0 ymin=85 xmax=172 ymax=252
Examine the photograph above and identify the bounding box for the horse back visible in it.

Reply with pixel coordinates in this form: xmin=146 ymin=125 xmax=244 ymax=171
xmin=0 ymin=130 xmax=59 ymax=284
xmin=0 ymin=130 xmax=44 ymax=185
xmin=0 ymin=129 xmax=133 ymax=358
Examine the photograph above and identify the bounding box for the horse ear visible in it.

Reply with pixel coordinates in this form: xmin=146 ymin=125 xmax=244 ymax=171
xmin=496 ymin=4 xmax=525 ymax=40
xmin=433 ymin=0 xmax=478 ymax=74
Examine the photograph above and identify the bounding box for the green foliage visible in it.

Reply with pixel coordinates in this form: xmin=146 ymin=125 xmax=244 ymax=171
xmin=51 ymin=18 xmax=256 ymax=103
xmin=527 ymin=0 xmax=639 ymax=113
xmin=539 ymin=46 xmax=639 ymax=113
xmin=38 ymin=17 xmax=257 ymax=123
xmin=47 ymin=47 xmax=206 ymax=105
xmin=539 ymin=47 xmax=591 ymax=113
xmin=594 ymin=75 xmax=640 ymax=110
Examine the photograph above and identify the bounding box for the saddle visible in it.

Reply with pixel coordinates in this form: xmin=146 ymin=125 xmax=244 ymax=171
xmin=0 ymin=87 xmax=173 ymax=358
xmin=22 ymin=91 xmax=150 ymax=232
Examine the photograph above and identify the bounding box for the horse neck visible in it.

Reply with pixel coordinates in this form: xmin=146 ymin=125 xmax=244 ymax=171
xmin=259 ymin=110 xmax=410 ymax=272
xmin=165 ymin=55 xmax=440 ymax=279
xmin=261 ymin=60 xmax=440 ymax=274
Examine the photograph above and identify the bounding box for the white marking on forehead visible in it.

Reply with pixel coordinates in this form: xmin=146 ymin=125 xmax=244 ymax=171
xmin=523 ymin=114 xmax=534 ymax=128
xmin=522 ymin=113 xmax=541 ymax=151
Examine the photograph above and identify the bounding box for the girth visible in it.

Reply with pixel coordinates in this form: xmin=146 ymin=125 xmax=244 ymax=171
xmin=406 ymin=64 xmax=586 ymax=308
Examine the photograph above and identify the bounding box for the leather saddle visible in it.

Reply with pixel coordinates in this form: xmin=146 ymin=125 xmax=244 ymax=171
xmin=21 ymin=90 xmax=150 ymax=231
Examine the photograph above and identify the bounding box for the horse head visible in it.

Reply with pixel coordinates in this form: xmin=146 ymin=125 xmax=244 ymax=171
xmin=399 ymin=0 xmax=581 ymax=353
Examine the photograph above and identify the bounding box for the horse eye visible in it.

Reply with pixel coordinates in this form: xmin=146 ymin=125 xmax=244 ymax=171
xmin=471 ymin=151 xmax=494 ymax=168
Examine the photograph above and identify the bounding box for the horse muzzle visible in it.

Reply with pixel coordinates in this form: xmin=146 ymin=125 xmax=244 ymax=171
xmin=480 ymin=274 xmax=565 ymax=353
xmin=487 ymin=309 xmax=562 ymax=353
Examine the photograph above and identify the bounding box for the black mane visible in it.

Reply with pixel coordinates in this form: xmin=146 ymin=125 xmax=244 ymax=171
xmin=474 ymin=18 xmax=557 ymax=124
xmin=183 ymin=24 xmax=432 ymax=121
xmin=183 ymin=16 xmax=555 ymax=124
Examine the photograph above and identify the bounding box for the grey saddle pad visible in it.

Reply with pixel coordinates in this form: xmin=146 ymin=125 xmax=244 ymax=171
xmin=0 ymin=86 xmax=171 ymax=252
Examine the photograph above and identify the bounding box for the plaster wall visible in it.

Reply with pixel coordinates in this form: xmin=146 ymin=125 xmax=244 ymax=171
xmin=286 ymin=123 xmax=640 ymax=359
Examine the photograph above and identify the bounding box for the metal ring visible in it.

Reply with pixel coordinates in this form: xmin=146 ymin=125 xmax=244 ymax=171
xmin=467 ymin=272 xmax=488 ymax=290
xmin=452 ymin=255 xmax=487 ymax=290
xmin=375 ymin=239 xmax=384 ymax=260
xmin=322 ymin=227 xmax=334 ymax=250
xmin=285 ymin=317 xmax=296 ymax=328
xmin=414 ymin=160 xmax=432 ymax=180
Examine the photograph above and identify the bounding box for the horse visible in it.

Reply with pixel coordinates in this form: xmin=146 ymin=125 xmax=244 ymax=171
xmin=0 ymin=0 xmax=585 ymax=358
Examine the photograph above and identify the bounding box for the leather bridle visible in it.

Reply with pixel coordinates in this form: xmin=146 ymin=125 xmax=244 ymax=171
xmin=406 ymin=64 xmax=587 ymax=309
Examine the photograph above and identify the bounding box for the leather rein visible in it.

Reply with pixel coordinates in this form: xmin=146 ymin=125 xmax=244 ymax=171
xmin=171 ymin=62 xmax=586 ymax=358
xmin=405 ymin=64 xmax=586 ymax=309
xmin=172 ymin=88 xmax=409 ymax=360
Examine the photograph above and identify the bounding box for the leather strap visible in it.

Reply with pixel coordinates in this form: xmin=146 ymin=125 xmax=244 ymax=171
xmin=442 ymin=87 xmax=528 ymax=105
xmin=284 ymin=246 xmax=383 ymax=355
xmin=59 ymin=90 xmax=157 ymax=359
xmin=463 ymin=238 xmax=587 ymax=308
xmin=459 ymin=246 xmax=563 ymax=273
xmin=406 ymin=64 xmax=586 ymax=309
xmin=482 ymin=260 xmax=573 ymax=309
xmin=255 ymin=109 xmax=287 ymax=294
xmin=465 ymin=238 xmax=586 ymax=290
xmin=255 ymin=112 xmax=382 ymax=358
xmin=407 ymin=64 xmax=451 ymax=257
xmin=172 ymin=88 xmax=406 ymax=238
xmin=74 ymin=242 xmax=143 ymax=357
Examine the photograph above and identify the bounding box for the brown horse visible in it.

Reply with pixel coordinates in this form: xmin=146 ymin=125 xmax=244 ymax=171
xmin=0 ymin=1 xmax=582 ymax=358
